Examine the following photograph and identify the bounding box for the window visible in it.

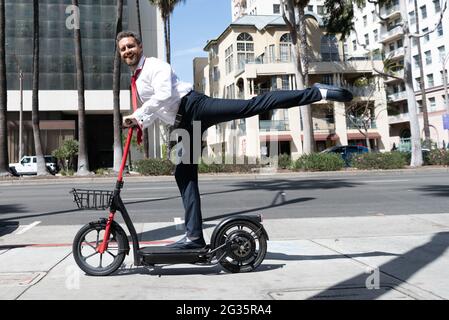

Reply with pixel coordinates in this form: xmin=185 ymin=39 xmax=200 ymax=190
xmin=409 ymin=11 xmax=416 ymax=25
xmin=321 ymin=35 xmax=340 ymax=61
xmin=434 ymin=0 xmax=441 ymax=13
xmin=425 ymin=50 xmax=432 ymax=65
xmin=352 ymin=40 xmax=357 ymax=51
xmin=397 ymin=39 xmax=403 ymax=48
xmin=422 ymin=27 xmax=429 ymax=42
xmin=441 ymin=69 xmax=448 ymax=84
xmin=236 ymin=33 xmax=254 ymax=71
xmin=427 ymin=74 xmax=434 ymax=87
xmin=363 ymin=15 xmax=367 ymax=27
xmin=420 ymin=5 xmax=427 ymax=19
xmin=438 ymin=46 xmax=446 ymax=62
xmin=413 ymin=55 xmax=420 ymax=68
xmin=273 ymin=4 xmax=280 ymax=14
xmin=389 ymin=43 xmax=395 ymax=52
xmin=437 ymin=23 xmax=444 ymax=36
xmin=322 ymin=74 xmax=333 ymax=85
xmin=373 ymin=29 xmax=378 ymax=42
xmin=213 ymin=66 xmax=220 ymax=81
xmin=415 ymin=77 xmax=422 ymax=90
xmin=317 ymin=5 xmax=326 ymax=15
xmin=281 ymin=75 xmax=290 ymax=90
xmin=225 ymin=45 xmax=233 ymax=74
xmin=280 ymin=33 xmax=292 ymax=62
xmin=364 ymin=33 xmax=369 ymax=46
xmin=307 ymin=5 xmax=313 ymax=12
xmin=429 ymin=97 xmax=436 ymax=111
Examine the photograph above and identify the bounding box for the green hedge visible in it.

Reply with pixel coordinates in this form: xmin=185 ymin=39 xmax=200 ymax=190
xmin=425 ymin=149 xmax=449 ymax=166
xmin=293 ymin=153 xmax=346 ymax=171
xmin=134 ymin=159 xmax=175 ymax=175
xmin=352 ymin=152 xmax=407 ymax=170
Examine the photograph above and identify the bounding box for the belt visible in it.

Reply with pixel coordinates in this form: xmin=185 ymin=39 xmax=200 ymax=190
xmin=173 ymin=91 xmax=193 ymax=129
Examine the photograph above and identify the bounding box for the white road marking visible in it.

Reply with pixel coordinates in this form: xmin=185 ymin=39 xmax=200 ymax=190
xmin=174 ymin=217 xmax=185 ymax=230
xmin=15 ymin=221 xmax=41 ymax=235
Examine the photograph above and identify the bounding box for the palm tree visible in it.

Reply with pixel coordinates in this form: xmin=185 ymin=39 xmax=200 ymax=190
xmin=0 ymin=0 xmax=10 ymax=176
xmin=113 ymin=0 xmax=124 ymax=172
xmin=148 ymin=0 xmax=186 ymax=159
xmin=72 ymin=0 xmax=90 ymax=176
xmin=280 ymin=0 xmax=315 ymax=154
xmin=148 ymin=0 xmax=185 ymax=64
xmin=31 ymin=0 xmax=49 ymax=176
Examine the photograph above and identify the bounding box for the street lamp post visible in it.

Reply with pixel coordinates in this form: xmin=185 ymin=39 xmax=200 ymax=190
xmin=442 ymin=52 xmax=449 ymax=148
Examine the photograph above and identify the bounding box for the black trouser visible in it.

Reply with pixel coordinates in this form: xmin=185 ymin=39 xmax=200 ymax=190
xmin=174 ymin=88 xmax=322 ymax=239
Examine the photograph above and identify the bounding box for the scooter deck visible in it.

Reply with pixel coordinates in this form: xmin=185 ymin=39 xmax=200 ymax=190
xmin=139 ymin=245 xmax=211 ymax=265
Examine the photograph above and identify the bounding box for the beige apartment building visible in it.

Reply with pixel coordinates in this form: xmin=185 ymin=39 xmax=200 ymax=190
xmin=195 ymin=13 xmax=390 ymax=160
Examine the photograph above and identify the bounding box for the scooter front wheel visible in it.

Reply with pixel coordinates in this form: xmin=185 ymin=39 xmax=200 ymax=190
xmin=214 ymin=220 xmax=267 ymax=273
xmin=72 ymin=221 xmax=127 ymax=276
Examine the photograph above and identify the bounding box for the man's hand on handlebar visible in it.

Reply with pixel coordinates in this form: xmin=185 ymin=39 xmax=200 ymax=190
xmin=122 ymin=115 xmax=138 ymax=128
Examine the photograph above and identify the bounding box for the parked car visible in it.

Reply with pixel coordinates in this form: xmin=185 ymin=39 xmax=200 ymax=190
xmin=9 ymin=155 xmax=59 ymax=176
xmin=320 ymin=145 xmax=369 ymax=166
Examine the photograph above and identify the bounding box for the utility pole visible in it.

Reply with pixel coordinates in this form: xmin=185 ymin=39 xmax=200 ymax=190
xmin=13 ymin=54 xmax=23 ymax=161
xmin=442 ymin=52 xmax=449 ymax=148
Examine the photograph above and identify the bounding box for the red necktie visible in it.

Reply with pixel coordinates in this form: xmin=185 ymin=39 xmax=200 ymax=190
xmin=131 ymin=68 xmax=143 ymax=145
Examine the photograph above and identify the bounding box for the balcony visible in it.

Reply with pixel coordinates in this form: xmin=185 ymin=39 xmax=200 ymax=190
xmin=346 ymin=118 xmax=377 ymax=130
xmin=385 ymin=47 xmax=404 ymax=60
xmin=388 ymin=112 xmax=410 ymax=124
xmin=380 ymin=25 xmax=404 ymax=43
xmin=259 ymin=120 xmax=290 ymax=132
xmin=380 ymin=4 xmax=401 ymax=20
xmin=343 ymin=85 xmax=377 ymax=98
xmin=313 ymin=117 xmax=336 ymax=132
xmin=384 ymin=69 xmax=404 ymax=83
xmin=388 ymin=90 xmax=407 ymax=102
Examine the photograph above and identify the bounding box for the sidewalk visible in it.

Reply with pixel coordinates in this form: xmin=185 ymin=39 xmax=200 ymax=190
xmin=1 ymin=213 xmax=449 ymax=300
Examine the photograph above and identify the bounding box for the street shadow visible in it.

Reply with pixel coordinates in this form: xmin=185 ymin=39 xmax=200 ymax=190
xmin=308 ymin=232 xmax=449 ymax=300
xmin=112 ymin=263 xmax=285 ymax=277
xmin=266 ymin=251 xmax=399 ymax=261
xmin=0 ymin=221 xmax=20 ymax=237
xmin=203 ymin=196 xmax=315 ymax=222
xmin=0 ymin=208 xmax=81 ymax=222
xmin=414 ymin=185 xmax=449 ymax=197
xmin=0 ymin=204 xmax=27 ymax=215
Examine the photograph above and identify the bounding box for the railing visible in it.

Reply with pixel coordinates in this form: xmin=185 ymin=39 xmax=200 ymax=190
xmin=380 ymin=25 xmax=403 ymax=42
xmin=346 ymin=118 xmax=377 ymax=129
xmin=343 ymin=85 xmax=376 ymax=97
xmin=388 ymin=91 xmax=407 ymax=101
xmin=399 ymin=138 xmax=411 ymax=152
xmin=259 ymin=120 xmax=290 ymax=132
xmin=313 ymin=117 xmax=336 ymax=131
xmin=380 ymin=4 xmax=401 ymax=17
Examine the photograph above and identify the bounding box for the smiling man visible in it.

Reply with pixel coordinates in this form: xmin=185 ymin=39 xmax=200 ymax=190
xmin=116 ymin=31 xmax=353 ymax=250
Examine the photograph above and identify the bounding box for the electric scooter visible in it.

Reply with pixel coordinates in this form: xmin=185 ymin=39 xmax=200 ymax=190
xmin=71 ymin=127 xmax=269 ymax=276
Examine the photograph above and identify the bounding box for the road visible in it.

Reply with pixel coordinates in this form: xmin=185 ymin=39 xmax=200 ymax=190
xmin=1 ymin=170 xmax=448 ymax=226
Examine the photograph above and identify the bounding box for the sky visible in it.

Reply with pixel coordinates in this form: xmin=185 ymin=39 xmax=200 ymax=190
xmin=170 ymin=0 xmax=232 ymax=84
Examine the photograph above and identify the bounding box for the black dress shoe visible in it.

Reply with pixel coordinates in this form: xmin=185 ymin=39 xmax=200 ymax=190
xmin=167 ymin=236 xmax=206 ymax=250
xmin=313 ymin=83 xmax=353 ymax=102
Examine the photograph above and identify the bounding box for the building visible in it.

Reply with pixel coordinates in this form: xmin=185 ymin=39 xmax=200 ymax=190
xmin=337 ymin=0 xmax=449 ymax=150
xmin=230 ymin=0 xmax=449 ymax=151
xmin=5 ymin=0 xmax=164 ymax=167
xmin=197 ymin=13 xmax=389 ymax=161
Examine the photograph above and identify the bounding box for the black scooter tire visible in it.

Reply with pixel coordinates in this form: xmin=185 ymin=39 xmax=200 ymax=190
xmin=73 ymin=221 xmax=127 ymax=276
xmin=214 ymin=220 xmax=267 ymax=273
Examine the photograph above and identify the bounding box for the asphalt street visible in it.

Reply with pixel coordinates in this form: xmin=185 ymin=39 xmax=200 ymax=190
xmin=1 ymin=170 xmax=449 ymax=226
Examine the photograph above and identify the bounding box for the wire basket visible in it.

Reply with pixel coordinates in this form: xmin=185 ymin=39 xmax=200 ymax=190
xmin=71 ymin=189 xmax=114 ymax=210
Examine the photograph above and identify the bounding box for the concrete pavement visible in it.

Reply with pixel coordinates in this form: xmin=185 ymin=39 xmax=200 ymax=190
xmin=1 ymin=212 xmax=449 ymax=300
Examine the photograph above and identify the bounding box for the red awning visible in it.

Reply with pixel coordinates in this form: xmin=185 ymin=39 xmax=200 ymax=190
xmin=260 ymin=134 xmax=292 ymax=142
xmin=347 ymin=132 xmax=381 ymax=140
xmin=301 ymin=133 xmax=339 ymax=141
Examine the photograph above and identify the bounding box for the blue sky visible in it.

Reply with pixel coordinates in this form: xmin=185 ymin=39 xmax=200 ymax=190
xmin=170 ymin=0 xmax=232 ymax=84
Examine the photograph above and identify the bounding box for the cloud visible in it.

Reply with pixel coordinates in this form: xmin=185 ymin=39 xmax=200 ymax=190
xmin=173 ymin=46 xmax=205 ymax=58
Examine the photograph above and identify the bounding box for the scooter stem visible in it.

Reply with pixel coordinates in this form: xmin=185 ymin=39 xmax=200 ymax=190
xmin=117 ymin=127 xmax=134 ymax=183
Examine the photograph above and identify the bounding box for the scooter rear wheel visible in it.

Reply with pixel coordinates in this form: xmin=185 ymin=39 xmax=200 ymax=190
xmin=73 ymin=222 xmax=127 ymax=276
xmin=214 ymin=220 xmax=267 ymax=273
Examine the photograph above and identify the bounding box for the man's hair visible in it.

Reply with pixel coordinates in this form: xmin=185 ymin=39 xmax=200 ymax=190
xmin=116 ymin=31 xmax=142 ymax=45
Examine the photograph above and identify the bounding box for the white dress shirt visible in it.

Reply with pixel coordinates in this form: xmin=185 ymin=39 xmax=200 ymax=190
xmin=132 ymin=55 xmax=192 ymax=129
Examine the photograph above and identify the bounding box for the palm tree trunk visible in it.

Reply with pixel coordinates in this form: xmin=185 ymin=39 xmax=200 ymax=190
xmin=298 ymin=4 xmax=314 ymax=154
xmin=0 ymin=0 xmax=10 ymax=176
xmin=32 ymin=0 xmax=49 ymax=176
xmin=72 ymin=0 xmax=90 ymax=176
xmin=113 ymin=0 xmax=124 ymax=172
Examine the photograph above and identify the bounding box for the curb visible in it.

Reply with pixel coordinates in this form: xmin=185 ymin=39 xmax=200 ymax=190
xmin=0 ymin=166 xmax=448 ymax=186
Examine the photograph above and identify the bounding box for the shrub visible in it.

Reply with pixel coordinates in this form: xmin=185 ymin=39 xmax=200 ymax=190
xmin=293 ymin=153 xmax=346 ymax=171
xmin=352 ymin=151 xmax=407 ymax=170
xmin=52 ymin=139 xmax=79 ymax=172
xmin=134 ymin=158 xmax=175 ymax=175
xmin=198 ymin=156 xmax=260 ymax=173
xmin=277 ymin=153 xmax=292 ymax=169
xmin=426 ymin=149 xmax=449 ymax=166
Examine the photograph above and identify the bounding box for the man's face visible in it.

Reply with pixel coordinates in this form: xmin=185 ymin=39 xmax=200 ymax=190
xmin=118 ymin=37 xmax=143 ymax=67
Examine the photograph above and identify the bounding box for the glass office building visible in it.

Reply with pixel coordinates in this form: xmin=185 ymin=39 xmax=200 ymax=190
xmin=5 ymin=0 xmax=163 ymax=167
xmin=5 ymin=0 xmax=129 ymax=91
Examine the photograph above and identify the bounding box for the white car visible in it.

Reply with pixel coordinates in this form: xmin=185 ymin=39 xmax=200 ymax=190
xmin=9 ymin=155 xmax=59 ymax=176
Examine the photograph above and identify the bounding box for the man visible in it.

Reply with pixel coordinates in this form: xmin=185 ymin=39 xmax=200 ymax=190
xmin=117 ymin=31 xmax=353 ymax=250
